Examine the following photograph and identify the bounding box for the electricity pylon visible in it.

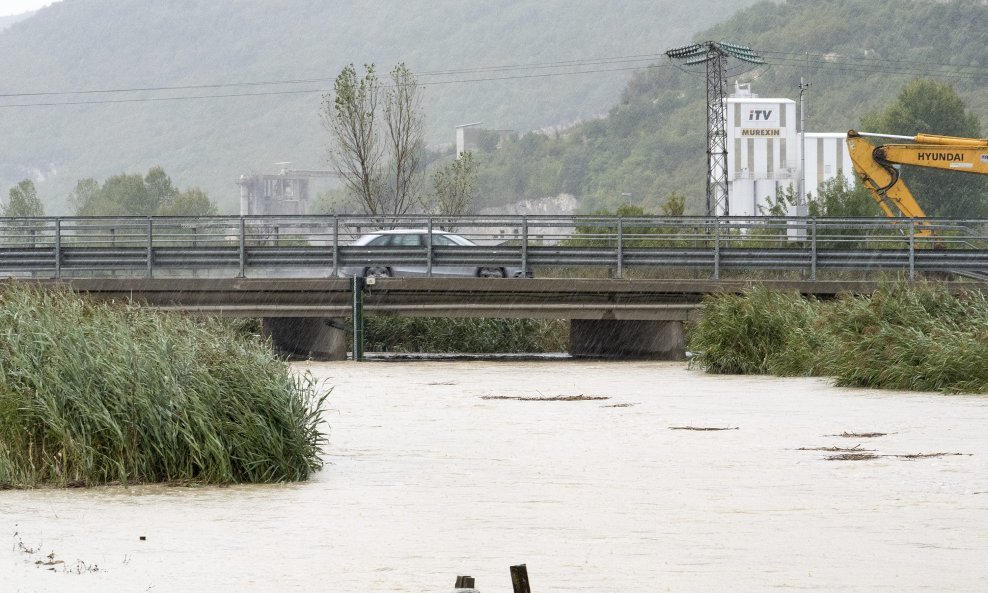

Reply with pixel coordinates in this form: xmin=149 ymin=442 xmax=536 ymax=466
xmin=666 ymin=42 xmax=764 ymax=216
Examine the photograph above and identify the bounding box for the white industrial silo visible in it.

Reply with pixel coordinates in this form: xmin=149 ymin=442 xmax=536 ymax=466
xmin=726 ymin=84 xmax=798 ymax=215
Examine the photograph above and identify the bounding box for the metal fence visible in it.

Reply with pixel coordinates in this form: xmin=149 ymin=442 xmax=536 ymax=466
xmin=2 ymin=214 xmax=988 ymax=280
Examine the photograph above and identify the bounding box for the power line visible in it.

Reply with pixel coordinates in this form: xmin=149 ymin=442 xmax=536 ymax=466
xmin=0 ymin=53 xmax=669 ymax=100
xmin=0 ymin=63 xmax=671 ymax=109
xmin=1 ymin=47 xmax=987 ymax=110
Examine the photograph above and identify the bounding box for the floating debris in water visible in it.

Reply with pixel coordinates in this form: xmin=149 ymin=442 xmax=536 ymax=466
xmin=797 ymin=445 xmax=873 ymax=452
xmin=668 ymin=426 xmax=738 ymax=431
xmin=827 ymin=452 xmax=880 ymax=461
xmin=893 ymin=452 xmax=970 ymax=460
xmin=830 ymin=431 xmax=888 ymax=438
xmin=825 ymin=451 xmax=969 ymax=461
xmin=482 ymin=394 xmax=609 ymax=401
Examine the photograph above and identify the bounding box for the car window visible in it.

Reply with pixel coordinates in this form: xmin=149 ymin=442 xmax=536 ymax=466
xmin=392 ymin=233 xmax=422 ymax=247
xmin=366 ymin=235 xmax=392 ymax=246
xmin=432 ymin=235 xmax=457 ymax=246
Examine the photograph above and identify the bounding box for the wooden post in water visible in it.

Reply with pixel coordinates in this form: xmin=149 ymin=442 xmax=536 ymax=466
xmin=510 ymin=564 xmax=531 ymax=593
xmin=454 ymin=575 xmax=475 ymax=589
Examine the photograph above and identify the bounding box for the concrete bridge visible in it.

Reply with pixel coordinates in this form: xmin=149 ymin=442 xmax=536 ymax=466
xmin=6 ymin=214 xmax=988 ymax=359
xmin=21 ymin=276 xmax=933 ymax=360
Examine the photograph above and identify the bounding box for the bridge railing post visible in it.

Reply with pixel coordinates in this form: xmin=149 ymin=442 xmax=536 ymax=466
xmin=908 ymin=219 xmax=915 ymax=281
xmin=427 ymin=217 xmax=434 ymax=277
xmin=146 ymin=217 xmax=153 ymax=279
xmin=54 ymin=218 xmax=62 ymax=279
xmin=810 ymin=218 xmax=817 ymax=281
xmin=332 ymin=215 xmax=339 ymax=278
xmin=521 ymin=216 xmax=528 ymax=273
xmin=713 ymin=218 xmax=721 ymax=280
xmin=238 ymin=217 xmax=246 ymax=279
xmin=616 ymin=216 xmax=623 ymax=279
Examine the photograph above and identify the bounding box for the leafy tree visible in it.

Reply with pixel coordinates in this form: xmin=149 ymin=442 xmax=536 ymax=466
xmin=68 ymin=178 xmax=100 ymax=215
xmin=569 ymin=204 xmax=673 ymax=247
xmin=859 ymin=79 xmax=988 ymax=218
xmin=74 ymin=172 xmax=148 ymax=216
xmin=144 ymin=166 xmax=181 ymax=212
xmin=431 ymin=152 xmax=478 ymax=221
xmin=158 ymin=188 xmax=218 ymax=217
xmin=807 ymin=175 xmax=874 ymax=218
xmin=321 ymin=62 xmax=424 ymax=218
xmin=70 ymin=167 xmax=217 ymax=216
xmin=661 ymin=192 xmax=686 ymax=216
xmin=383 ymin=63 xmax=425 ymax=216
xmin=3 ymin=180 xmax=44 ymax=217
xmin=476 ymin=130 xmax=501 ymax=153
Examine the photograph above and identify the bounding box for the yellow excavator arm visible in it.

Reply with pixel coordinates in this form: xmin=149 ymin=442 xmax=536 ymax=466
xmin=846 ymin=130 xmax=988 ymax=236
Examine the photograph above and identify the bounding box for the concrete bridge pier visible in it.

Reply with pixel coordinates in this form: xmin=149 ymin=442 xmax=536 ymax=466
xmin=569 ymin=319 xmax=685 ymax=360
xmin=262 ymin=317 xmax=347 ymax=361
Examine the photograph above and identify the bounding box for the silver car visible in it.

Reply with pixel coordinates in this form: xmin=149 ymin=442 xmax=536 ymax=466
xmin=339 ymin=229 xmax=532 ymax=278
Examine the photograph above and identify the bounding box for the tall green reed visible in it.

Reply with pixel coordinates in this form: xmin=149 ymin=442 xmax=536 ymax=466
xmin=0 ymin=282 xmax=327 ymax=488
xmin=688 ymin=282 xmax=988 ymax=393
xmin=688 ymin=285 xmax=830 ymax=376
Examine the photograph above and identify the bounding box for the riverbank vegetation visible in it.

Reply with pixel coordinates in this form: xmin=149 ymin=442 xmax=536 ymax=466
xmin=362 ymin=317 xmax=568 ymax=354
xmin=688 ymin=283 xmax=988 ymax=393
xmin=0 ymin=283 xmax=326 ymax=489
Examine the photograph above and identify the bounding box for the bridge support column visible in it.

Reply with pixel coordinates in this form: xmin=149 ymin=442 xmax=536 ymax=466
xmin=568 ymin=319 xmax=685 ymax=360
xmin=262 ymin=317 xmax=347 ymax=361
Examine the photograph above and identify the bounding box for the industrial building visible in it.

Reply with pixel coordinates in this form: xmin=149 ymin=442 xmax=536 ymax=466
xmin=238 ymin=166 xmax=337 ymax=216
xmin=726 ymin=84 xmax=853 ymax=216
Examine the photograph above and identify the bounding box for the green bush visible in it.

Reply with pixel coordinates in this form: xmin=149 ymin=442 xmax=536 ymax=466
xmin=688 ymin=285 xmax=829 ymax=376
xmin=826 ymin=284 xmax=988 ymax=392
xmin=688 ymin=282 xmax=988 ymax=393
xmin=0 ymin=283 xmax=327 ymax=488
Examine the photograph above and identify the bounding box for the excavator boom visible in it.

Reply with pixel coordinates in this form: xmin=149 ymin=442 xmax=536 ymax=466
xmin=846 ymin=130 xmax=988 ymax=237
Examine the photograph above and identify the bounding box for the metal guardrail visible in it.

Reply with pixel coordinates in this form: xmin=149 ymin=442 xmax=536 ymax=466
xmin=3 ymin=215 xmax=988 ymax=280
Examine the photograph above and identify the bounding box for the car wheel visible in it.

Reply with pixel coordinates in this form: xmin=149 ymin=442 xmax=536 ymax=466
xmin=364 ymin=266 xmax=392 ymax=278
xmin=477 ymin=267 xmax=506 ymax=278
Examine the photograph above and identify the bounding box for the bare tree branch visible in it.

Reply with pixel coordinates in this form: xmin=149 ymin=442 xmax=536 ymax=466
xmin=321 ymin=62 xmax=425 ymax=222
xmin=321 ymin=64 xmax=384 ymax=215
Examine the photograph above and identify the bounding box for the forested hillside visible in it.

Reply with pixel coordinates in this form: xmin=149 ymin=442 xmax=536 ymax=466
xmin=0 ymin=12 xmax=35 ymax=31
xmin=474 ymin=0 xmax=988 ymax=215
xmin=0 ymin=0 xmax=756 ymax=213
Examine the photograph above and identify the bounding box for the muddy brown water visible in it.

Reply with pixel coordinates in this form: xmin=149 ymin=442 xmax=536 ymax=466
xmin=4 ymin=361 xmax=988 ymax=592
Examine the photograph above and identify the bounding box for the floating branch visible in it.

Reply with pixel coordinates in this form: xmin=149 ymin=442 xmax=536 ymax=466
xmin=827 ymin=453 xmax=880 ymax=461
xmin=893 ymin=452 xmax=970 ymax=459
xmin=481 ymin=394 xmax=609 ymax=401
xmin=797 ymin=445 xmax=873 ymax=452
xmin=829 ymin=431 xmax=889 ymax=438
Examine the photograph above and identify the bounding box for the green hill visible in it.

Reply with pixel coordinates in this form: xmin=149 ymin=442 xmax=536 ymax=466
xmin=472 ymin=0 xmax=988 ymax=215
xmin=0 ymin=0 xmax=757 ymax=213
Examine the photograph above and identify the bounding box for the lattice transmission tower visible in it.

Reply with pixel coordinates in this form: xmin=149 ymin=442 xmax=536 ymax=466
xmin=665 ymin=42 xmax=764 ymax=216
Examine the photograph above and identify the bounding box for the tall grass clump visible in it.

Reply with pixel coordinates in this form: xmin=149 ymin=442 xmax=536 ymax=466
xmin=0 ymin=283 xmax=327 ymax=489
xmin=688 ymin=281 xmax=988 ymax=394
xmin=826 ymin=283 xmax=988 ymax=393
xmin=688 ymin=285 xmax=831 ymax=376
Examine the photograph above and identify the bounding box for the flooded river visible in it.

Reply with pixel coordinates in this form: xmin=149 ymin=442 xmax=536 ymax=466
xmin=4 ymin=360 xmax=988 ymax=592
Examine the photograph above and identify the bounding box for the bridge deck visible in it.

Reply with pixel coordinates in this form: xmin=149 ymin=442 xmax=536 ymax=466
xmin=19 ymin=277 xmax=978 ymax=321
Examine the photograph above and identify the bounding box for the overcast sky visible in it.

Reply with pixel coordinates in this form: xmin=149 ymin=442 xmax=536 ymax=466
xmin=0 ymin=0 xmax=61 ymax=18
